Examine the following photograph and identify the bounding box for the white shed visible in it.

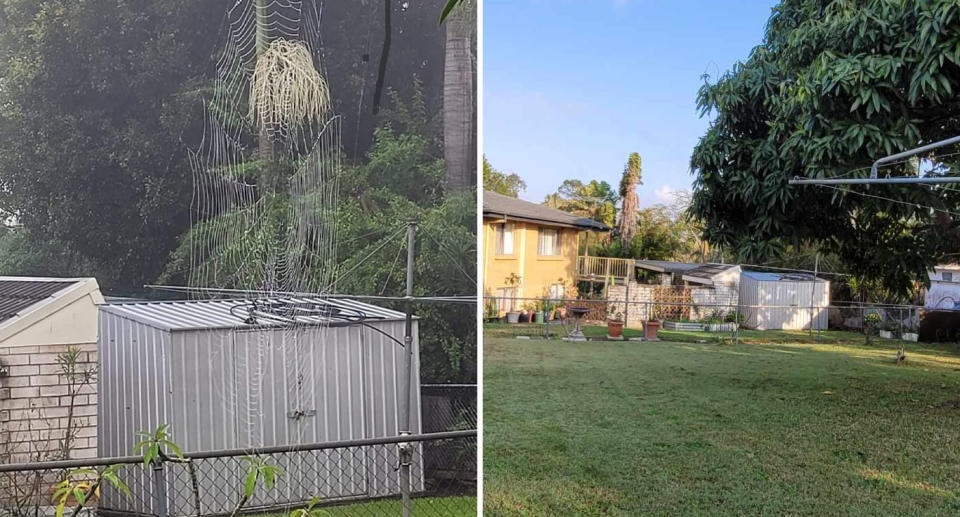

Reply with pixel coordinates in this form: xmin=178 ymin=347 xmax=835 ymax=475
xmin=739 ymin=272 xmax=830 ymax=330
xmin=925 ymin=264 xmax=960 ymax=309
xmin=0 ymin=277 xmax=103 ymax=463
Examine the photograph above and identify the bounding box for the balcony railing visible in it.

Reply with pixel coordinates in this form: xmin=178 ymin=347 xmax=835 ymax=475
xmin=577 ymin=256 xmax=634 ymax=281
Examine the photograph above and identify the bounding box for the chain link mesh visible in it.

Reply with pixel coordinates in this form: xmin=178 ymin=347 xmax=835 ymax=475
xmin=0 ymin=432 xmax=476 ymax=517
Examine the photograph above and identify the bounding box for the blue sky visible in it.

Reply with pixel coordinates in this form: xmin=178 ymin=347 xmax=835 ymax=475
xmin=483 ymin=0 xmax=778 ymax=206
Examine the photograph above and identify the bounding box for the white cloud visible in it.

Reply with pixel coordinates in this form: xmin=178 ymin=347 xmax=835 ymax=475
xmin=653 ymin=184 xmax=681 ymax=205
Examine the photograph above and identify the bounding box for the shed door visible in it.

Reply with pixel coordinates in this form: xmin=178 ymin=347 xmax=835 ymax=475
xmin=232 ymin=326 xmax=370 ymax=503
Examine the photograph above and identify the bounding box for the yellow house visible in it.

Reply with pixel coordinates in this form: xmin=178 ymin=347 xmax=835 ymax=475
xmin=482 ymin=190 xmax=608 ymax=314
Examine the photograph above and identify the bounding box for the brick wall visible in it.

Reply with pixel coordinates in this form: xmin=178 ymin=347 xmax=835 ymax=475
xmin=0 ymin=343 xmax=97 ymax=464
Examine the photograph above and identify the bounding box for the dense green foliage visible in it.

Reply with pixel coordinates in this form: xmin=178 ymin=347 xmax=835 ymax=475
xmin=0 ymin=0 xmax=227 ymax=289
xmin=485 ymin=335 xmax=960 ymax=515
xmin=544 ymin=179 xmax=618 ymax=229
xmin=334 ymin=92 xmax=476 ymax=383
xmin=482 ymin=156 xmax=526 ymax=197
xmin=690 ymin=0 xmax=960 ymax=295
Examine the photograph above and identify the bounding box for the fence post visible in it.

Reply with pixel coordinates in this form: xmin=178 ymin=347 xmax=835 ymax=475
xmin=624 ymin=280 xmax=630 ymax=329
xmin=544 ymin=297 xmax=550 ymax=340
xmin=151 ymin=461 xmax=168 ymax=517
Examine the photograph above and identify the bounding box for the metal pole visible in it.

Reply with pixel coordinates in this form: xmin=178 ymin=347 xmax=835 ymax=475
xmin=871 ymin=134 xmax=960 ymax=178
xmin=151 ymin=462 xmax=168 ymax=517
xmin=399 ymin=221 xmax=416 ymax=517
xmin=789 ymin=176 xmax=960 ymax=185
xmin=544 ymin=296 xmax=550 ymax=340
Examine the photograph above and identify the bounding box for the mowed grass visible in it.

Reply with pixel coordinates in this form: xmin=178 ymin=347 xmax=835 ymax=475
xmin=484 ymin=336 xmax=960 ymax=516
xmin=484 ymin=322 xmax=913 ymax=347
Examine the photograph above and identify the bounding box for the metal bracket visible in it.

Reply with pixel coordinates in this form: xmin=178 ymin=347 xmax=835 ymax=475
xmin=286 ymin=409 xmax=317 ymax=420
xmin=0 ymin=365 xmax=8 ymax=378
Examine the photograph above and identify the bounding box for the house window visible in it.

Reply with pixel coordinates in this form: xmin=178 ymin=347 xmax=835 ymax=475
xmin=944 ymin=272 xmax=954 ymax=282
xmin=494 ymin=223 xmax=514 ymax=255
xmin=495 ymin=287 xmax=518 ymax=312
xmin=538 ymin=228 xmax=562 ymax=256
xmin=549 ymin=283 xmax=565 ymax=300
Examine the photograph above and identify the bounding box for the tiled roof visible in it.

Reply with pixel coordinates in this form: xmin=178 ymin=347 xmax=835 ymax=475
xmin=0 ymin=279 xmax=78 ymax=324
xmin=483 ymin=191 xmax=609 ymax=231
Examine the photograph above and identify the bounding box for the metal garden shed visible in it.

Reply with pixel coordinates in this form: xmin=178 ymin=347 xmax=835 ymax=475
xmin=739 ymin=272 xmax=830 ymax=330
xmin=96 ymin=297 xmax=423 ymax=514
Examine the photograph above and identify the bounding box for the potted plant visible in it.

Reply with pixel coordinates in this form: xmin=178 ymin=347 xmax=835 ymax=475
xmin=645 ymin=305 xmax=664 ymax=341
xmin=902 ymin=320 xmax=919 ymax=342
xmin=607 ymin=309 xmax=625 ymax=338
xmin=504 ymin=273 xmax=522 ymax=323
xmin=879 ymin=319 xmax=896 ymax=340
xmin=534 ymin=299 xmax=546 ymax=324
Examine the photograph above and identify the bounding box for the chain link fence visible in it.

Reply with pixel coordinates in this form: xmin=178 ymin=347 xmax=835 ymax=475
xmin=0 ymin=431 xmax=476 ymax=517
xmin=483 ymin=295 xmax=924 ymax=343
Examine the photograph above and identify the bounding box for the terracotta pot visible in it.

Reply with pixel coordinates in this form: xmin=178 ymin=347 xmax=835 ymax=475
xmin=645 ymin=320 xmax=661 ymax=341
xmin=607 ymin=320 xmax=624 ymax=338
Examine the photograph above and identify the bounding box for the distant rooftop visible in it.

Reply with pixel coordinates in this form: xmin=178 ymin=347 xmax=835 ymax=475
xmin=0 ymin=278 xmax=81 ymax=324
xmin=483 ymin=191 xmax=609 ymax=231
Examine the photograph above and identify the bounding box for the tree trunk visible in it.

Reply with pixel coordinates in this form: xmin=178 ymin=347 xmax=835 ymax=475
xmin=442 ymin=12 xmax=475 ymax=192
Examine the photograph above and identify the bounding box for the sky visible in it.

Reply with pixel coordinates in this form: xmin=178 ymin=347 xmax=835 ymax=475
xmin=483 ymin=0 xmax=779 ymax=207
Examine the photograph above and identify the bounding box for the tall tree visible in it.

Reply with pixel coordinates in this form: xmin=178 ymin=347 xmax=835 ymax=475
xmin=442 ymin=0 xmax=476 ymax=191
xmin=690 ymin=0 xmax=960 ymax=295
xmin=483 ymin=157 xmax=526 ymax=197
xmin=545 ymin=179 xmax=618 ymax=229
xmin=618 ymin=152 xmax=643 ymax=244
xmin=0 ymin=0 xmax=227 ymax=290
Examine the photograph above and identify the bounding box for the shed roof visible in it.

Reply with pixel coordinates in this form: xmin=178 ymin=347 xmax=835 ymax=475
xmin=101 ymin=297 xmax=409 ymax=332
xmin=483 ymin=190 xmax=609 ymax=231
xmin=742 ymin=271 xmax=827 ymax=282
xmin=636 ymin=261 xmax=739 ymax=281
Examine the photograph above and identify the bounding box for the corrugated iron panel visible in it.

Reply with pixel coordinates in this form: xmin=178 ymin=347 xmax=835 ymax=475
xmin=98 ymin=302 xmax=423 ymax=512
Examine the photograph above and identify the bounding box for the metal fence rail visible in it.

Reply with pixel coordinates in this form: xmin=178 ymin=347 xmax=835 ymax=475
xmin=0 ymin=431 xmax=477 ymax=517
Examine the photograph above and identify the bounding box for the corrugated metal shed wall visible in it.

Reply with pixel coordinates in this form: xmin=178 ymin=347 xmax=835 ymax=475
xmin=98 ymin=303 xmax=423 ymax=513
xmin=739 ymin=275 xmax=830 ymax=330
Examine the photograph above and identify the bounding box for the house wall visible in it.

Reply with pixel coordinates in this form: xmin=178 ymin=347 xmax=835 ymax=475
xmin=483 ymin=217 xmax=579 ymax=313
xmin=0 ymin=342 xmax=98 ymax=463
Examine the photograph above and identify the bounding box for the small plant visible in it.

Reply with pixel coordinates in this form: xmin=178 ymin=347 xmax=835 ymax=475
xmin=134 ymin=424 xmax=183 ymax=467
xmin=289 ymin=496 xmax=329 ymax=517
xmin=52 ymin=465 xmax=129 ymax=517
xmin=232 ymin=455 xmax=284 ymax=516
xmin=724 ymin=311 xmax=746 ymax=325
xmin=865 ymin=312 xmax=882 ymax=344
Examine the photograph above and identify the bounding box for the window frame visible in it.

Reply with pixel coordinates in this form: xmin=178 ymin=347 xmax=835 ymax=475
xmin=494 ymin=222 xmax=515 ymax=255
xmin=538 ymin=227 xmax=562 ymax=256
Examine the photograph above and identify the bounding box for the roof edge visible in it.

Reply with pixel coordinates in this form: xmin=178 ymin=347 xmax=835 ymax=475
xmin=0 ymin=278 xmax=102 ymax=343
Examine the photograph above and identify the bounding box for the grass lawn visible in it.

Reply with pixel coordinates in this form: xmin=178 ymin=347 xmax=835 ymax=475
xmin=484 ymin=322 xmax=918 ymax=347
xmin=484 ymin=335 xmax=960 ymax=516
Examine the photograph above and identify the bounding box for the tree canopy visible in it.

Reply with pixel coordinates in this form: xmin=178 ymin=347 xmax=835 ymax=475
xmin=482 ymin=156 xmax=526 ymax=197
xmin=544 ymin=179 xmax=618 ymax=229
xmin=690 ymin=0 xmax=960 ymax=295
xmin=0 ymin=0 xmax=228 ymax=290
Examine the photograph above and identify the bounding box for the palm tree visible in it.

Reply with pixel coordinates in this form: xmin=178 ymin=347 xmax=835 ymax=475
xmin=442 ymin=0 xmax=476 ymax=191
xmin=618 ymin=152 xmax=642 ymax=244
